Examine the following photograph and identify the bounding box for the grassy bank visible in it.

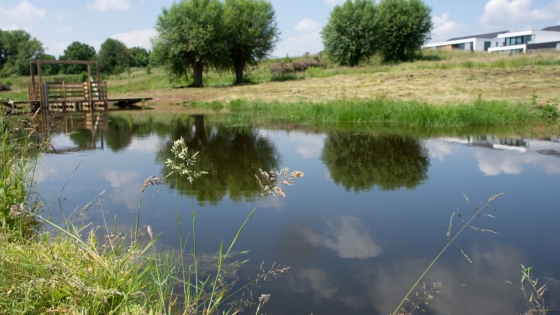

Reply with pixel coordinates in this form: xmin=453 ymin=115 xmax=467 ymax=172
xmin=0 ymin=117 xmax=297 ymax=314
xmin=192 ymin=97 xmax=559 ymax=127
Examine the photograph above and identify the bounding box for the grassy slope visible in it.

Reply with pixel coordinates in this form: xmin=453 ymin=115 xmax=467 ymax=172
xmin=3 ymin=50 xmax=560 ymax=107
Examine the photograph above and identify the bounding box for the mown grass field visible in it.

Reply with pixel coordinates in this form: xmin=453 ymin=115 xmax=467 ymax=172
xmin=2 ymin=49 xmax=560 ymax=108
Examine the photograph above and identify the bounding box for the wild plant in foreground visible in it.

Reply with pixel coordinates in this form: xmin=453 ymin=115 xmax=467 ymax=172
xmin=506 ymin=265 xmax=557 ymax=315
xmin=393 ymin=193 xmax=503 ymax=315
xmin=143 ymin=137 xmax=304 ymax=314
xmin=0 ymin=113 xmax=46 ymax=239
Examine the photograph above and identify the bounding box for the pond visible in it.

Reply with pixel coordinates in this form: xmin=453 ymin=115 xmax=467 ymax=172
xmin=35 ymin=111 xmax=560 ymax=315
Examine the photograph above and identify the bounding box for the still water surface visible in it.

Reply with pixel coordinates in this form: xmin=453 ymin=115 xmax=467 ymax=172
xmin=35 ymin=112 xmax=560 ymax=315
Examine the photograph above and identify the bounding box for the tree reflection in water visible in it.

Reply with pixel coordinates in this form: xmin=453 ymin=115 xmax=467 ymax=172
xmin=157 ymin=115 xmax=280 ymax=205
xmin=321 ymin=132 xmax=430 ymax=192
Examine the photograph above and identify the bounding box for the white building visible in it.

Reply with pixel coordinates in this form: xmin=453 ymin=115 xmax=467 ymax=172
xmin=423 ymin=31 xmax=509 ymax=52
xmin=488 ymin=25 xmax=560 ymax=53
xmin=424 ymin=26 xmax=560 ymax=54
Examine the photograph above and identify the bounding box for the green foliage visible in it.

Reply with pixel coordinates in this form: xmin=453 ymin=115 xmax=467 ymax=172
xmin=0 ymin=29 xmax=45 ymax=77
xmin=39 ymin=54 xmax=60 ymax=75
xmin=220 ymin=98 xmax=543 ymax=127
xmin=321 ymin=0 xmax=379 ymax=67
xmin=321 ymin=133 xmax=429 ymax=192
xmin=129 ymin=46 xmax=150 ymax=67
xmin=59 ymin=41 xmax=97 ymax=74
xmin=98 ymin=38 xmax=133 ymax=74
xmin=146 ymin=63 xmax=152 ymax=75
xmin=153 ymin=0 xmax=226 ymax=87
xmin=377 ymin=0 xmax=433 ymax=62
xmin=536 ymin=104 xmax=560 ymax=119
xmin=0 ymin=117 xmax=43 ymax=240
xmin=224 ymin=0 xmax=280 ymax=84
xmin=78 ymin=71 xmax=88 ymax=82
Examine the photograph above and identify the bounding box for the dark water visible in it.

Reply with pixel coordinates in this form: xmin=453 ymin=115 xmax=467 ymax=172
xmin=35 ymin=111 xmax=560 ymax=315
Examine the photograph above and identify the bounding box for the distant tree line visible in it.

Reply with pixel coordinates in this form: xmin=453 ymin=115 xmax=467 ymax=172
xmin=0 ymin=29 xmax=152 ymax=78
xmin=322 ymin=0 xmax=433 ymax=66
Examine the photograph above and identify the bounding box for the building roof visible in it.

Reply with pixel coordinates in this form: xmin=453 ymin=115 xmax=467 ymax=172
xmin=542 ymin=25 xmax=560 ymax=32
xmin=447 ymin=31 xmax=509 ymax=42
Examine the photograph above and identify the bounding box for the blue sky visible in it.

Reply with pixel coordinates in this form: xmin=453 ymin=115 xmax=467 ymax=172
xmin=1 ymin=0 xmax=560 ymax=58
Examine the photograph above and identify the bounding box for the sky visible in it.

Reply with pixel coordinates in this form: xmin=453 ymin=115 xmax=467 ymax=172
xmin=1 ymin=0 xmax=560 ymax=58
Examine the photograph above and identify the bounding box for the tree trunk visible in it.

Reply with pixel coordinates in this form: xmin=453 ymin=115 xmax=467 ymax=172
xmin=192 ymin=115 xmax=207 ymax=144
xmin=192 ymin=61 xmax=204 ymax=88
xmin=234 ymin=61 xmax=245 ymax=85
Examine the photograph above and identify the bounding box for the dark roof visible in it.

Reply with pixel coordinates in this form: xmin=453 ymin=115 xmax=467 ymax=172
xmin=447 ymin=31 xmax=509 ymax=42
xmin=541 ymin=25 xmax=560 ymax=32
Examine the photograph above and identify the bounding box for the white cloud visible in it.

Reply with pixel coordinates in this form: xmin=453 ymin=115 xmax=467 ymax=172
xmin=475 ymin=148 xmax=560 ymax=176
xmin=426 ymin=139 xmax=462 ymax=161
xmin=273 ymin=19 xmax=324 ymax=57
xmin=88 ymin=0 xmax=132 ymax=11
xmin=300 ymin=217 xmax=383 ymax=259
xmin=289 ymin=269 xmax=339 ymax=305
xmin=126 ymin=135 xmax=161 ymax=153
xmin=47 ymin=41 xmax=71 ymax=57
xmin=100 ymin=170 xmax=141 ymax=210
xmin=431 ymin=13 xmax=468 ymax=42
xmin=481 ymin=0 xmax=560 ymax=29
xmin=0 ymin=0 xmax=45 ymax=29
xmin=111 ymin=28 xmax=158 ymax=50
xmin=294 ymin=19 xmax=322 ymax=33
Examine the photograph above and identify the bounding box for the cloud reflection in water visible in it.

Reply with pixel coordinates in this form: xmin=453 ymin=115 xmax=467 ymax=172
xmin=300 ymin=217 xmax=383 ymax=259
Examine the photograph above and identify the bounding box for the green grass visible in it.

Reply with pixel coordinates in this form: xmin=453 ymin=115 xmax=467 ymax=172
xmin=193 ymin=97 xmax=555 ymax=127
xmin=0 ymin=115 xmax=44 ymax=240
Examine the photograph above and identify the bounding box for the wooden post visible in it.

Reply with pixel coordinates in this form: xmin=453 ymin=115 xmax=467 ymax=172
xmin=37 ymin=60 xmax=44 ymax=109
xmin=87 ymin=63 xmax=92 ymax=112
xmin=29 ymin=61 xmax=35 ymax=100
xmin=95 ymin=60 xmax=100 ymax=82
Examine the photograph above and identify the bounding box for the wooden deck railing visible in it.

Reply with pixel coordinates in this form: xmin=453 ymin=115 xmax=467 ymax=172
xmin=43 ymin=81 xmax=108 ymax=112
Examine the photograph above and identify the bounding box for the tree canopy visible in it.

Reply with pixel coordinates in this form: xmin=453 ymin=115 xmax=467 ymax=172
xmin=98 ymin=38 xmax=133 ymax=74
xmin=321 ymin=132 xmax=430 ymax=192
xmin=153 ymin=0 xmax=226 ymax=87
xmin=0 ymin=29 xmax=44 ymax=77
xmin=129 ymin=47 xmax=150 ymax=67
xmin=224 ymin=0 xmax=280 ymax=84
xmin=59 ymin=41 xmax=97 ymax=74
xmin=322 ymin=0 xmax=432 ymax=65
xmin=321 ymin=0 xmax=379 ymax=67
xmin=377 ymin=0 xmax=432 ymax=62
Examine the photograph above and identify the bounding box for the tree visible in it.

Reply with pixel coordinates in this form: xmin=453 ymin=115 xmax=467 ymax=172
xmin=377 ymin=0 xmax=432 ymax=62
xmin=153 ymin=0 xmax=226 ymax=87
xmin=98 ymin=38 xmax=133 ymax=74
xmin=321 ymin=132 xmax=429 ymax=192
xmin=0 ymin=29 xmax=44 ymax=77
xmin=59 ymin=41 xmax=96 ymax=74
xmin=40 ymin=54 xmax=60 ymax=75
xmin=129 ymin=47 xmax=150 ymax=67
xmin=321 ymin=0 xmax=379 ymax=67
xmin=224 ymin=0 xmax=280 ymax=84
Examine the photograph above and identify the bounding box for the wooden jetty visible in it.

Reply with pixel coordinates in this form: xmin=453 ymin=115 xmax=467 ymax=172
xmin=25 ymin=59 xmax=151 ymax=113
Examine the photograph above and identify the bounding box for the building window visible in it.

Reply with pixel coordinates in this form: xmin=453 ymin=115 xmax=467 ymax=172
xmin=505 ymin=35 xmax=533 ymax=46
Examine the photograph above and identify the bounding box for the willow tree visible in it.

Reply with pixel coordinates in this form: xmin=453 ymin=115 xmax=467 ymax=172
xmin=153 ymin=0 xmax=225 ymax=87
xmin=224 ymin=0 xmax=280 ymax=84
xmin=321 ymin=0 xmax=379 ymax=67
xmin=377 ymin=0 xmax=432 ymax=62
